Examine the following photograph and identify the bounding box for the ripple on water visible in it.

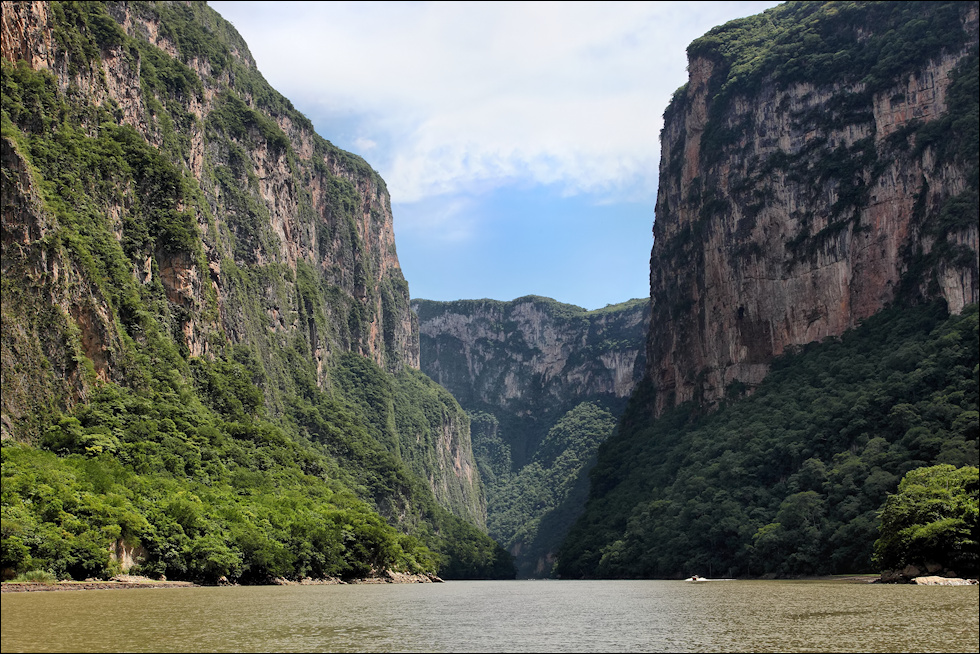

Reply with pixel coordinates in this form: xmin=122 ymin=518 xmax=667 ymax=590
xmin=1 ymin=579 xmax=977 ymax=653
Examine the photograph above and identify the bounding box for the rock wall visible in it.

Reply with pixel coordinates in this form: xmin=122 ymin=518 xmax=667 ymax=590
xmin=1 ymin=0 xmax=417 ymax=386
xmin=414 ymin=296 xmax=649 ymax=463
xmin=414 ymin=295 xmax=649 ymax=575
xmin=415 ymin=297 xmax=648 ymax=405
xmin=0 ymin=1 xmax=481 ymax=523
xmin=648 ymin=2 xmax=979 ymax=415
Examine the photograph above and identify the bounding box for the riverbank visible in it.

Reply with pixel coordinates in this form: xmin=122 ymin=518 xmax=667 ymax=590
xmin=796 ymin=574 xmax=881 ymax=583
xmin=1 ymin=571 xmax=444 ymax=593
xmin=1 ymin=576 xmax=197 ymax=593
xmin=750 ymin=573 xmax=978 ymax=584
xmin=269 ymin=571 xmax=444 ymax=585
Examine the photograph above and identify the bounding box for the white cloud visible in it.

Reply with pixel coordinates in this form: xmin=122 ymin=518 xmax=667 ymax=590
xmin=353 ymin=136 xmax=378 ymax=152
xmin=211 ymin=1 xmax=780 ymax=203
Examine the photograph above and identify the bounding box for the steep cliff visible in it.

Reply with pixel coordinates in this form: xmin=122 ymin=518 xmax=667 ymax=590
xmin=414 ymin=295 xmax=649 ymax=576
xmin=556 ymin=0 xmax=979 ymax=581
xmin=1 ymin=0 xmax=501 ymax=579
xmin=648 ymin=1 xmax=979 ymax=415
xmin=414 ymin=296 xmax=649 ymax=462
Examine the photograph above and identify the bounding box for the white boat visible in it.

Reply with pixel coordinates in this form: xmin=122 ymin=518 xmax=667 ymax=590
xmin=684 ymin=575 xmax=734 ymax=582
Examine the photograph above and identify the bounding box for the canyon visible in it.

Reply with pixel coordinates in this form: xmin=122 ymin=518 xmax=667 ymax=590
xmin=414 ymin=296 xmax=649 ymax=576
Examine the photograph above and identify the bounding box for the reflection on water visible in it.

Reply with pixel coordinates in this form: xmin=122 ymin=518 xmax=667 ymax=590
xmin=2 ymin=579 xmax=977 ymax=653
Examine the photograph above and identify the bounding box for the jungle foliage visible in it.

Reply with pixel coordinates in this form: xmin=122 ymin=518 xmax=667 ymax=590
xmin=2 ymin=365 xmax=436 ymax=583
xmin=873 ymin=464 xmax=978 ymax=576
xmin=1 ymin=1 xmax=512 ymax=583
xmin=1 ymin=344 xmax=514 ymax=582
xmin=556 ymin=302 xmax=979 ymax=579
xmin=481 ymin=402 xmax=617 ymax=578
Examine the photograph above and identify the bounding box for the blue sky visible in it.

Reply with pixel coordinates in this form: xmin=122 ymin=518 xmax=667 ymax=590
xmin=208 ymin=1 xmax=781 ymax=310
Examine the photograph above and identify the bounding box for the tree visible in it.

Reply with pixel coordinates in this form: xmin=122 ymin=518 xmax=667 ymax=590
xmin=873 ymin=465 xmax=978 ymax=577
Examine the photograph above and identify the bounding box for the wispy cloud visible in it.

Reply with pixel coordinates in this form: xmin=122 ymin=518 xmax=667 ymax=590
xmin=211 ymin=1 xmax=781 ymax=204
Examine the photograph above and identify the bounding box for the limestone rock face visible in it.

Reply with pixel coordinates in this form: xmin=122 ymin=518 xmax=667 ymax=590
xmin=1 ymin=1 xmax=417 ymax=388
xmin=647 ymin=3 xmax=979 ymax=415
xmin=415 ymin=297 xmax=649 ymax=406
xmin=414 ymin=296 xmax=649 ymax=462
xmin=0 ymin=1 xmax=479 ymax=522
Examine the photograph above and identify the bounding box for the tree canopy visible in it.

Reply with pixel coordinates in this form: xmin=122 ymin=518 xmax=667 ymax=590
xmin=874 ymin=464 xmax=978 ymax=577
xmin=557 ymin=302 xmax=979 ymax=579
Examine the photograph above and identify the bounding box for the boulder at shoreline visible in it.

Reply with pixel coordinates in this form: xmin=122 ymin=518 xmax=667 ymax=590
xmin=912 ymin=576 xmax=978 ymax=586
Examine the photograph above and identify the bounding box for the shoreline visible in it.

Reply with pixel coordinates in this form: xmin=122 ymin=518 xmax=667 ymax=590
xmin=1 ymin=579 xmax=198 ymax=593
xmin=1 ymin=571 xmax=444 ymax=593
xmin=6 ymin=573 xmax=976 ymax=593
xmin=782 ymin=574 xmax=881 ymax=583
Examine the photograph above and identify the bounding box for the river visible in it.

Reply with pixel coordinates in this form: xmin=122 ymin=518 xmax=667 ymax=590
xmin=1 ymin=579 xmax=977 ymax=652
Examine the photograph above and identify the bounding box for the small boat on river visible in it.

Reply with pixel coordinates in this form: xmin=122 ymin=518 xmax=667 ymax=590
xmin=684 ymin=575 xmax=734 ymax=582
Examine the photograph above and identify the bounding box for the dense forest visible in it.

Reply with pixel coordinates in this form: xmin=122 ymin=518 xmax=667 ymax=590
xmin=1 ymin=348 xmax=515 ymax=582
xmin=1 ymin=1 xmax=513 ymax=583
xmin=474 ymin=400 xmax=618 ymax=578
xmin=557 ymin=302 xmax=978 ymax=578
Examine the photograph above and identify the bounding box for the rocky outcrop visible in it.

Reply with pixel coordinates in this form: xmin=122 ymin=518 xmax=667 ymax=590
xmin=648 ymin=2 xmax=979 ymax=415
xmin=878 ymin=559 xmax=979 ymax=584
xmin=109 ymin=540 xmax=147 ymax=573
xmin=879 ymin=566 xmax=979 ymax=585
xmin=911 ymin=576 xmax=977 ymax=586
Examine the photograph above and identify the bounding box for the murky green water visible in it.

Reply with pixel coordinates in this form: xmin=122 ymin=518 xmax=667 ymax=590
xmin=2 ymin=579 xmax=977 ymax=653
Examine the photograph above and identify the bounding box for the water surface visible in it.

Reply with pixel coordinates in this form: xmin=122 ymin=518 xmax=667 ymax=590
xmin=2 ymin=579 xmax=977 ymax=652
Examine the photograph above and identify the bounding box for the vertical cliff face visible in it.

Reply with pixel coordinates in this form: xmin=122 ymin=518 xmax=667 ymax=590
xmin=648 ymin=1 xmax=979 ymax=415
xmin=0 ymin=1 xmax=484 ymax=525
xmin=1 ymin=1 xmax=414 ymax=413
xmin=2 ymin=0 xmax=417 ymax=379
xmin=414 ymin=296 xmax=649 ymax=439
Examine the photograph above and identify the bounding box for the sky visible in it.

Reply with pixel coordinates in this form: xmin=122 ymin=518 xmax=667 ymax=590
xmin=208 ymin=1 xmax=781 ymax=310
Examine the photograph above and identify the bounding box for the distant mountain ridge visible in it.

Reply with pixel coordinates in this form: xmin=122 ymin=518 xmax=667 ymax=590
xmin=414 ymin=295 xmax=649 ymax=464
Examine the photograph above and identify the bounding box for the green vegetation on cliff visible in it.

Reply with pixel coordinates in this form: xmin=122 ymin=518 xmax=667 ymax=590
xmin=1 ymin=348 xmax=513 ymax=582
xmin=482 ymin=401 xmax=617 ymax=577
xmin=1 ymin=1 xmax=512 ymax=582
xmin=2 ymin=383 xmax=435 ymax=583
xmin=556 ymin=302 xmax=979 ymax=578
xmin=685 ymin=1 xmax=973 ymax=102
xmin=612 ymin=0 xmax=979 ymax=579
